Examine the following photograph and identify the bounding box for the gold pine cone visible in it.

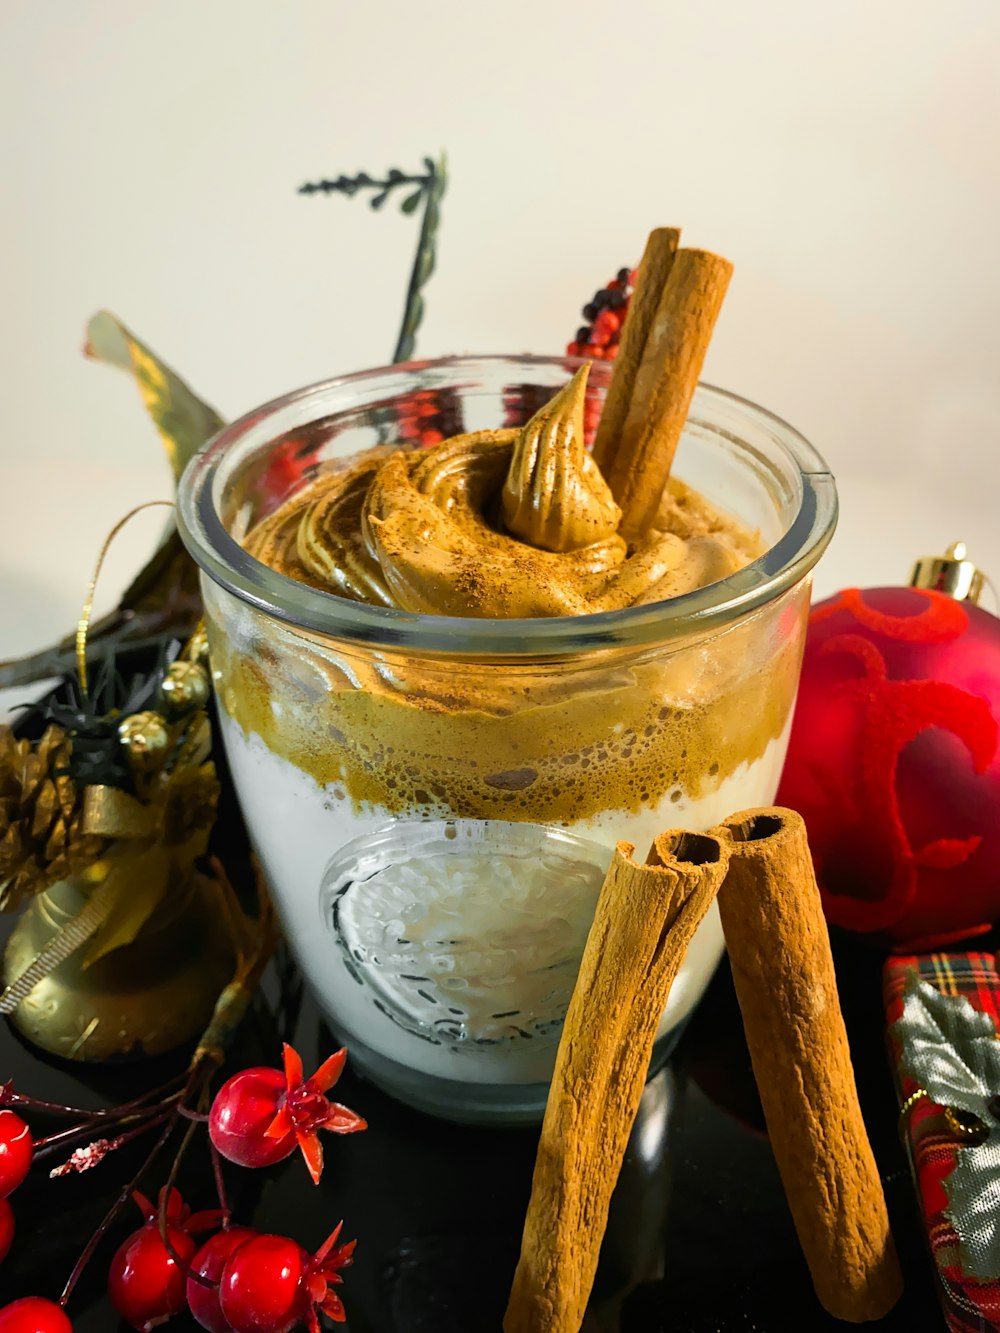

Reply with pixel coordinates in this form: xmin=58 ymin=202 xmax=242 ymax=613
xmin=0 ymin=724 xmax=102 ymax=912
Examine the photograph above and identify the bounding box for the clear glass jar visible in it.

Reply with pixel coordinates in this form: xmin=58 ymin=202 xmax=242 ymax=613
xmin=177 ymin=355 xmax=837 ymax=1124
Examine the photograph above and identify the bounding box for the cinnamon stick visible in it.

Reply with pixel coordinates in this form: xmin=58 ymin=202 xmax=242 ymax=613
xmin=604 ymin=247 xmax=732 ymax=542
xmin=713 ymin=807 xmax=902 ymax=1323
xmin=503 ymin=830 xmax=730 ymax=1333
xmin=591 ymin=227 xmax=680 ymax=474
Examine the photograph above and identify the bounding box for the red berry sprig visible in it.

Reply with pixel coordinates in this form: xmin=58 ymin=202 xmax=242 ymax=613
xmin=0 ymin=1039 xmax=364 ymax=1333
xmin=219 ymin=1223 xmax=356 ymax=1333
xmin=108 ymin=1188 xmax=223 ymax=1333
xmin=566 ymin=266 xmax=637 ymax=362
xmin=209 ymin=1043 xmax=366 ymax=1185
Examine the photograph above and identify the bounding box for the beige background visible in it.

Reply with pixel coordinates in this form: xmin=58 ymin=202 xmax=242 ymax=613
xmin=2 ymin=0 xmax=999 ymax=700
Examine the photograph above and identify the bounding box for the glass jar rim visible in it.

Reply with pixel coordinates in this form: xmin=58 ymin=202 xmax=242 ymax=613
xmin=176 ymin=354 xmax=838 ymax=656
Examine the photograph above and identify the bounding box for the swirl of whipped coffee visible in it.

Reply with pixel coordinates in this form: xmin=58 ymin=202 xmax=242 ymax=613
xmin=501 ymin=369 xmax=621 ymax=551
xmin=245 ymin=365 xmax=747 ymax=617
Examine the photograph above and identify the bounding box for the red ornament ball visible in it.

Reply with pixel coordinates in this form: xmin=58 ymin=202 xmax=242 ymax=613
xmin=0 ymin=1299 xmax=72 ymax=1333
xmin=776 ymin=586 xmax=1000 ymax=948
xmin=0 ymin=1112 xmax=32 ymax=1199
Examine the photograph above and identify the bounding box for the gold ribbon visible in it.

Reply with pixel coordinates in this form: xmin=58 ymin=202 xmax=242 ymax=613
xmin=83 ymin=785 xmax=161 ymax=840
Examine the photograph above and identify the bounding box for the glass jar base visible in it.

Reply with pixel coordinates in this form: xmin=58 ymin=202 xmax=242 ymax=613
xmin=325 ymin=1016 xmax=687 ymax=1127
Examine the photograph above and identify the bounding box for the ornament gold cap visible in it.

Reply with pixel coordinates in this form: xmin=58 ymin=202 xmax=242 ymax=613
xmin=909 ymin=541 xmax=985 ymax=604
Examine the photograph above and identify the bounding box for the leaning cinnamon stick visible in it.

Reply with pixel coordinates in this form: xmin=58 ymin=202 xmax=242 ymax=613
xmin=591 ymin=226 xmax=680 ymax=474
xmin=604 ymin=247 xmax=732 ymax=542
xmin=503 ymin=830 xmax=730 ymax=1333
xmin=713 ymin=807 xmax=902 ymax=1323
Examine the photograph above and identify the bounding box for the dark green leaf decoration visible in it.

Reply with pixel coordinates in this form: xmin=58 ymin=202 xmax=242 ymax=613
xmin=299 ymin=154 xmax=447 ymax=364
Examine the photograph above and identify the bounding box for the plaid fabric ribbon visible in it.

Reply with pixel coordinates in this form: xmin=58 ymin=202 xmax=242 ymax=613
xmin=885 ymin=952 xmax=1000 ymax=1331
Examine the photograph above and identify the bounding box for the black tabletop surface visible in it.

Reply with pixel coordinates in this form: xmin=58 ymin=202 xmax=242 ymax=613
xmin=0 ymin=663 xmax=944 ymax=1331
xmin=0 ymin=914 xmax=944 ymax=1332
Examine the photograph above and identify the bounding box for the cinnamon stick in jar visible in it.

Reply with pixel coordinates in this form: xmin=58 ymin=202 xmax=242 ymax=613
xmin=603 ymin=247 xmax=732 ymax=542
xmin=503 ymin=830 xmax=730 ymax=1333
xmin=591 ymin=226 xmax=680 ymax=475
xmin=713 ymin=807 xmax=902 ymax=1323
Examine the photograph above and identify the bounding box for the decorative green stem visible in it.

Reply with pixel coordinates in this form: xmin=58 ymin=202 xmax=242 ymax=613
xmin=299 ymin=154 xmax=447 ymax=364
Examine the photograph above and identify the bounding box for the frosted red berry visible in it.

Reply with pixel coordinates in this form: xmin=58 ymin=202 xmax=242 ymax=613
xmin=0 ymin=1199 xmax=13 ymax=1263
xmin=187 ymin=1227 xmax=257 ymax=1333
xmin=108 ymin=1188 xmax=222 ymax=1332
xmin=0 ymin=1112 xmax=32 ymax=1199
xmin=209 ymin=1045 xmax=366 ymax=1185
xmin=0 ymin=1298 xmax=73 ymax=1333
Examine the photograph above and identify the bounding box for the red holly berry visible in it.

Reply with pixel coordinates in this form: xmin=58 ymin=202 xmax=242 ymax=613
xmin=219 ymin=1234 xmax=305 ymax=1333
xmin=0 ymin=1112 xmax=32 ymax=1199
xmin=108 ymin=1188 xmax=222 ymax=1332
xmin=187 ymin=1227 xmax=257 ymax=1333
xmin=593 ymin=309 xmax=620 ymax=336
xmin=208 ymin=1067 xmax=291 ymax=1172
xmin=209 ymin=1045 xmax=366 ymax=1185
xmin=567 ymin=267 xmax=635 ymax=368
xmin=219 ymin=1224 xmax=355 ymax=1333
xmin=0 ymin=1298 xmax=72 ymax=1333
xmin=0 ymin=1199 xmax=13 ymax=1263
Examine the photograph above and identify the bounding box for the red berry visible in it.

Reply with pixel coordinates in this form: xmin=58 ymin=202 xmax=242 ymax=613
xmin=187 ymin=1228 xmax=257 ymax=1333
xmin=220 ymin=1224 xmax=356 ymax=1333
xmin=209 ymin=1067 xmax=294 ymax=1171
xmin=219 ymin=1235 xmax=307 ymax=1333
xmin=0 ymin=1298 xmax=73 ymax=1333
xmin=0 ymin=1112 xmax=32 ymax=1199
xmin=209 ymin=1046 xmax=365 ymax=1185
xmin=605 ymin=343 xmax=620 ymax=361
xmin=419 ymin=429 xmax=444 ymax=448
xmin=593 ymin=309 xmax=620 ymax=336
xmin=0 ymin=1199 xmax=13 ymax=1263
xmin=108 ymin=1188 xmax=221 ymax=1332
xmin=109 ymin=1221 xmax=197 ymax=1330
